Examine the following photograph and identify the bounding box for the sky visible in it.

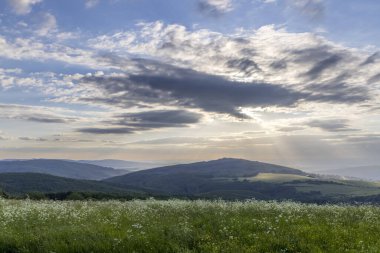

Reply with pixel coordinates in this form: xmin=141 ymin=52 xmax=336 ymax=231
xmin=0 ymin=0 xmax=379 ymax=170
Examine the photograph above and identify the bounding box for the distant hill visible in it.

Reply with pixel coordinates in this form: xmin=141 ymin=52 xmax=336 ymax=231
xmin=105 ymin=158 xmax=313 ymax=199
xmin=107 ymin=158 xmax=305 ymax=178
xmin=0 ymin=173 xmax=135 ymax=195
xmin=318 ymin=166 xmax=380 ymax=181
xmin=105 ymin=158 xmax=380 ymax=202
xmin=2 ymin=158 xmax=380 ymax=203
xmin=0 ymin=159 xmax=128 ymax=180
xmin=76 ymin=159 xmax=161 ymax=171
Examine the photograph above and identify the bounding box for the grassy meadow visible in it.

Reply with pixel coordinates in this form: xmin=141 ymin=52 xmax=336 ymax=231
xmin=0 ymin=198 xmax=380 ymax=253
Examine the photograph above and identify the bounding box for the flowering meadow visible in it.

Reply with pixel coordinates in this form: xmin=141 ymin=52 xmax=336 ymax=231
xmin=0 ymin=198 xmax=380 ymax=253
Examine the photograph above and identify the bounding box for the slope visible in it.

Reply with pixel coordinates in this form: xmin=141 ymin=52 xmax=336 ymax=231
xmin=0 ymin=159 xmax=128 ymax=180
xmin=0 ymin=173 xmax=137 ymax=195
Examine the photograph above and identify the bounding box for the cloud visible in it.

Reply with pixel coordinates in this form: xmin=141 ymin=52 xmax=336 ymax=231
xmin=128 ymin=137 xmax=209 ymax=146
xmin=0 ymin=21 xmax=377 ymax=128
xmin=0 ymin=132 xmax=7 ymax=141
xmin=198 ymin=0 xmax=234 ymax=15
xmin=343 ymin=134 xmax=380 ymax=144
xmin=0 ymin=104 xmax=77 ymax=124
xmin=0 ymin=35 xmax=99 ymax=68
xmin=368 ymin=73 xmax=380 ymax=84
xmin=8 ymin=0 xmax=42 ymax=15
xmin=306 ymin=82 xmax=369 ymax=104
xmin=36 ymin=12 xmax=57 ymax=36
xmin=78 ymin=110 xmax=202 ymax=134
xmin=1 ymin=21 xmax=377 ymax=105
xmin=115 ymin=110 xmax=202 ymax=128
xmin=277 ymin=126 xmax=305 ymax=132
xmin=22 ymin=116 xmax=68 ymax=123
xmin=288 ymin=0 xmax=325 ymax=21
xmin=361 ymin=52 xmax=380 ymax=66
xmin=304 ymin=54 xmax=343 ymax=80
xmin=82 ymin=60 xmax=308 ymax=118
xmin=77 ymin=127 xmax=135 ymax=134
xmin=307 ymin=119 xmax=359 ymax=132
xmin=226 ymin=58 xmax=262 ymax=75
xmin=82 ymin=58 xmax=370 ymax=118
xmin=87 ymin=22 xmax=377 ymax=95
xmin=85 ymin=0 xmax=99 ymax=9
xmin=19 ymin=137 xmax=48 ymax=141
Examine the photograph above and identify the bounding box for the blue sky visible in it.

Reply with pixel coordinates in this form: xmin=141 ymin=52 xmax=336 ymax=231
xmin=0 ymin=0 xmax=379 ymax=170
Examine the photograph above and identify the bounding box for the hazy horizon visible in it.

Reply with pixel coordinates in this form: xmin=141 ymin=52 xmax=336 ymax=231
xmin=1 ymin=0 xmax=380 ymax=170
xmin=0 ymin=156 xmax=379 ymax=172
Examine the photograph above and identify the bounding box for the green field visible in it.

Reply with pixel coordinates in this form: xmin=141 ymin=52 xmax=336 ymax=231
xmin=247 ymin=173 xmax=313 ymax=183
xmin=1 ymin=198 xmax=380 ymax=252
xmin=289 ymin=181 xmax=380 ymax=197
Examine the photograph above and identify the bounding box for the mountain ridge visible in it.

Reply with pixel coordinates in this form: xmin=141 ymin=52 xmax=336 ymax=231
xmin=107 ymin=158 xmax=306 ymax=177
xmin=104 ymin=158 xmax=310 ymax=198
xmin=0 ymin=159 xmax=128 ymax=180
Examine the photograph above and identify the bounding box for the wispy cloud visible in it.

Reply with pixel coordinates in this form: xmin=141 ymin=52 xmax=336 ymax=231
xmin=19 ymin=137 xmax=48 ymax=141
xmin=85 ymin=0 xmax=99 ymax=9
xmin=35 ymin=12 xmax=57 ymax=36
xmin=0 ymin=104 xmax=78 ymax=124
xmin=7 ymin=0 xmax=43 ymax=15
xmin=307 ymin=119 xmax=360 ymax=132
xmin=288 ymin=0 xmax=325 ymax=20
xmin=78 ymin=110 xmax=202 ymax=134
xmin=198 ymin=0 xmax=234 ymax=15
xmin=0 ymin=131 xmax=8 ymax=141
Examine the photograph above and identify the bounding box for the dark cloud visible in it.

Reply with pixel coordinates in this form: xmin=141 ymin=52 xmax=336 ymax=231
xmin=289 ymin=0 xmax=325 ymax=21
xmin=77 ymin=127 xmax=135 ymax=135
xmin=270 ymin=60 xmax=287 ymax=70
xmin=197 ymin=0 xmax=233 ymax=16
xmin=83 ymin=62 xmax=306 ymax=119
xmin=291 ymin=47 xmax=364 ymax=99
xmin=24 ymin=116 xmax=68 ymax=124
xmin=291 ymin=47 xmax=349 ymax=80
xmin=77 ymin=110 xmax=202 ymax=135
xmin=226 ymin=58 xmax=262 ymax=75
xmin=293 ymin=46 xmax=338 ymax=64
xmin=306 ymin=82 xmax=370 ymax=104
xmin=304 ymin=55 xmax=342 ymax=80
xmin=82 ymin=59 xmax=370 ymax=119
xmin=368 ymin=73 xmax=380 ymax=84
xmin=115 ymin=110 xmax=202 ymax=128
xmin=361 ymin=52 xmax=380 ymax=66
xmin=307 ymin=119 xmax=360 ymax=132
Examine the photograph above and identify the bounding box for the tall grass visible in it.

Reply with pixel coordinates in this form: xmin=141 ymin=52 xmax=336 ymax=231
xmin=0 ymin=198 xmax=379 ymax=252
